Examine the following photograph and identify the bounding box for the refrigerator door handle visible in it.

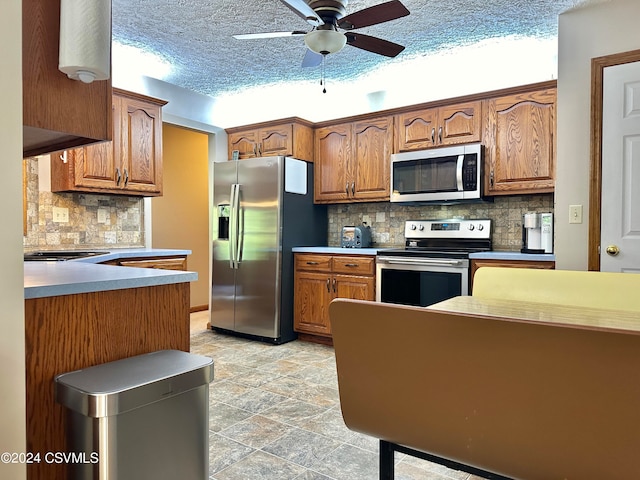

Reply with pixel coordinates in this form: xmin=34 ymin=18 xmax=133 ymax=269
xmin=237 ymin=184 xmax=244 ymax=266
xmin=229 ymin=184 xmax=240 ymax=269
xmin=228 ymin=184 xmax=235 ymax=268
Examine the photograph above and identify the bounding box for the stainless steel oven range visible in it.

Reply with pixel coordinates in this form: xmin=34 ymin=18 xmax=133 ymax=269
xmin=376 ymin=219 xmax=492 ymax=307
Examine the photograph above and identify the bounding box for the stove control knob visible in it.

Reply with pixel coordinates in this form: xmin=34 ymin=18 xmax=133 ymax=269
xmin=410 ymin=224 xmax=417 ymax=230
xmin=468 ymin=224 xmax=475 ymax=231
xmin=477 ymin=224 xmax=484 ymax=231
xmin=418 ymin=224 xmax=425 ymax=231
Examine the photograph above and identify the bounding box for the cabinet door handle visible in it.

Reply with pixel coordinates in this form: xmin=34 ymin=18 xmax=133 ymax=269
xmin=345 ymin=183 xmax=349 ymax=196
xmin=116 ymin=168 xmax=121 ymax=186
xmin=306 ymin=261 xmax=319 ymax=265
xmin=431 ymin=127 xmax=435 ymax=144
xmin=351 ymin=182 xmax=355 ymax=195
xmin=258 ymin=143 xmax=262 ymax=156
xmin=332 ymin=277 xmax=337 ymax=293
xmin=326 ymin=278 xmax=331 ymax=292
xmin=438 ymin=126 xmax=443 ymax=143
xmin=123 ymin=169 xmax=129 ymax=187
xmin=490 ymin=170 xmax=494 ymax=188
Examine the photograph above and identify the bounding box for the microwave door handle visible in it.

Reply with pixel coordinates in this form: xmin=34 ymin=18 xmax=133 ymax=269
xmin=456 ymin=155 xmax=464 ymax=191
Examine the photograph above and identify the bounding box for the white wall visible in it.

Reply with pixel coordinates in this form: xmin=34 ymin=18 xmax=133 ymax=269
xmin=556 ymin=0 xmax=640 ymax=270
xmin=0 ymin=0 xmax=27 ymax=478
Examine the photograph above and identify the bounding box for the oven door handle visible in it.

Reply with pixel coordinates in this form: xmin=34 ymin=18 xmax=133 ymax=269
xmin=378 ymin=257 xmax=465 ymax=267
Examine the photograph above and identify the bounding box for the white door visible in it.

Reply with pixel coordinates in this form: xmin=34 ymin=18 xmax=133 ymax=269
xmin=601 ymin=61 xmax=640 ymax=273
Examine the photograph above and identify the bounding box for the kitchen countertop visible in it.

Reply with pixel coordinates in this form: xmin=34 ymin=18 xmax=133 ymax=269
xmin=25 ymin=248 xmax=197 ymax=299
xmin=293 ymin=247 xmax=556 ymax=262
xmin=292 ymin=246 xmax=381 ymax=255
xmin=468 ymin=250 xmax=555 ymax=261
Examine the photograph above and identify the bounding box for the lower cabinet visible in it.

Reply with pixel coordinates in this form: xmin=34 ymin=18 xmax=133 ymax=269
xmin=470 ymin=258 xmax=555 ymax=293
xmin=294 ymin=253 xmax=375 ymax=340
xmin=100 ymin=255 xmax=187 ymax=270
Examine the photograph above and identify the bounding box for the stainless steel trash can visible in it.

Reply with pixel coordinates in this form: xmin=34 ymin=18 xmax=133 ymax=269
xmin=55 ymin=350 xmax=214 ymax=480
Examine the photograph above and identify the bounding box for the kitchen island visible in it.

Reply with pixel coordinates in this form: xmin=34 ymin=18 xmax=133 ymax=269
xmin=25 ymin=248 xmax=195 ymax=299
xmin=24 ymin=249 xmax=197 ymax=480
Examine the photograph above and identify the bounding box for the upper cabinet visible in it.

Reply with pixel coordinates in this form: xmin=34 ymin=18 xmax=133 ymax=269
xmin=226 ymin=118 xmax=314 ymax=161
xmin=314 ymin=116 xmax=393 ymax=203
xmin=395 ymin=101 xmax=482 ymax=151
xmin=223 ymin=81 xmax=555 ymax=202
xmin=51 ymin=89 xmax=167 ymax=196
xmin=484 ymin=87 xmax=556 ymax=195
xmin=23 ymin=0 xmax=112 ymax=158
xmin=314 ymin=123 xmax=351 ymax=202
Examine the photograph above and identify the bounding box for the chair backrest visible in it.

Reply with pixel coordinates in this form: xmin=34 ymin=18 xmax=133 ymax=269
xmin=473 ymin=267 xmax=640 ymax=312
xmin=329 ymin=297 xmax=640 ymax=479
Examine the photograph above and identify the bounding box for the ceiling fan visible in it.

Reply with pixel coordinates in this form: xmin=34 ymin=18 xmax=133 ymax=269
xmin=233 ymin=0 xmax=410 ymax=68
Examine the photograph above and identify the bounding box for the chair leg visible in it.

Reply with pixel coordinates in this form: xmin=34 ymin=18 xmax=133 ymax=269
xmin=379 ymin=440 xmax=395 ymax=480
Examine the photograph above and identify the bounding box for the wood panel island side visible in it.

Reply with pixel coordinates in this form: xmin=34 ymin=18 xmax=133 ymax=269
xmin=24 ymin=259 xmax=197 ymax=480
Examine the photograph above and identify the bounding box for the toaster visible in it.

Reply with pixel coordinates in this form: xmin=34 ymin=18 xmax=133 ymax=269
xmin=341 ymin=225 xmax=372 ymax=248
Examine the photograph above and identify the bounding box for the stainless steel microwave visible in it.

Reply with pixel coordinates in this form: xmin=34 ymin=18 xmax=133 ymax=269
xmin=390 ymin=143 xmax=483 ymax=202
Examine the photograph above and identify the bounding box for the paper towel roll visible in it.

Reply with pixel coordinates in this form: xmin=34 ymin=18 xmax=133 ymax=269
xmin=58 ymin=0 xmax=111 ymax=83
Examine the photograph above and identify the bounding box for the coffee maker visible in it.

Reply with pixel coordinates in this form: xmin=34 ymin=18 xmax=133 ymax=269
xmin=521 ymin=212 xmax=553 ymax=254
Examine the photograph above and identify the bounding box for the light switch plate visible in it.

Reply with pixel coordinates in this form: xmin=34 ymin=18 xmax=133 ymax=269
xmin=569 ymin=205 xmax=583 ymax=224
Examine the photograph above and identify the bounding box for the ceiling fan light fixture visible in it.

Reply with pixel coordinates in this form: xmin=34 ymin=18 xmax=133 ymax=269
xmin=304 ymin=29 xmax=346 ymax=55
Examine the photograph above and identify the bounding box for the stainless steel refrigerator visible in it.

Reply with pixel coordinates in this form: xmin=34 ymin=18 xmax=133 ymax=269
xmin=210 ymin=156 xmax=327 ymax=344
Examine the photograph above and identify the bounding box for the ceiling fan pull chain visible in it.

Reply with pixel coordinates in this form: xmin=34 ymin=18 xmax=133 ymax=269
xmin=321 ymin=54 xmax=327 ymax=93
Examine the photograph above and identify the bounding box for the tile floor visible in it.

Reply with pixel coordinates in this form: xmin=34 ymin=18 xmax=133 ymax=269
xmin=190 ymin=311 xmax=485 ymax=480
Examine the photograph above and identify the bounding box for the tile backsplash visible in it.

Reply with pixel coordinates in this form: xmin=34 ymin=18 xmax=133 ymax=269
xmin=328 ymin=194 xmax=554 ymax=251
xmin=24 ymin=157 xmax=552 ymax=252
xmin=23 ymin=157 xmax=145 ymax=249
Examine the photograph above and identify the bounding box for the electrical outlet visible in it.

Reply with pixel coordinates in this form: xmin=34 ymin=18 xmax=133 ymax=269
xmin=569 ymin=205 xmax=583 ymax=224
xmin=97 ymin=208 xmax=108 ymax=224
xmin=52 ymin=206 xmax=69 ymax=223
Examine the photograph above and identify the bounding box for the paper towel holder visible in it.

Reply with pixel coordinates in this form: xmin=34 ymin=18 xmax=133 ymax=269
xmin=58 ymin=0 xmax=112 ymax=84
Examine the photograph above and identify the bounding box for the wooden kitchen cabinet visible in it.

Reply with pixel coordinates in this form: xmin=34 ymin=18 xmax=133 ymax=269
xmin=23 ymin=0 xmax=112 ymax=158
xmin=470 ymin=258 xmax=555 ymax=293
xmin=314 ymin=123 xmax=350 ymax=202
xmin=484 ymin=87 xmax=556 ymax=195
xmin=395 ymin=101 xmax=482 ymax=151
xmin=294 ymin=253 xmax=375 ymax=340
xmin=314 ymin=116 xmax=393 ymax=203
xmin=226 ymin=118 xmax=314 ymax=161
xmin=101 ymin=255 xmax=188 ymax=270
xmin=51 ymin=89 xmax=167 ymax=196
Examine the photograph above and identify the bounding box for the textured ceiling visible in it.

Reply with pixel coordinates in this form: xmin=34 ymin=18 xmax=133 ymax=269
xmin=112 ymin=0 xmax=584 ymax=105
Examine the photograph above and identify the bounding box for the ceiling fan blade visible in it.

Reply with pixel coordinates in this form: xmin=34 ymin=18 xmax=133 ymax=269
xmin=345 ymin=32 xmax=405 ymax=57
xmin=338 ymin=0 xmax=410 ymax=30
xmin=302 ymin=48 xmax=323 ymax=67
xmin=280 ymin=0 xmax=325 ymax=27
xmin=233 ymin=31 xmax=306 ymax=40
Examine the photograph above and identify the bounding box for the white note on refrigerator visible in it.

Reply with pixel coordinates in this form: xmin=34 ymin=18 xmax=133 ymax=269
xmin=284 ymin=158 xmax=307 ymax=195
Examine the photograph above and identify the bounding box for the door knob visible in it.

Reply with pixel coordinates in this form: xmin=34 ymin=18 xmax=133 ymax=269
xmin=605 ymin=245 xmax=620 ymax=256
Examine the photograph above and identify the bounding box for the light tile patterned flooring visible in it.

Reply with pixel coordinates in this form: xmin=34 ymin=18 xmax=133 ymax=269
xmin=190 ymin=311 xmax=484 ymax=480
